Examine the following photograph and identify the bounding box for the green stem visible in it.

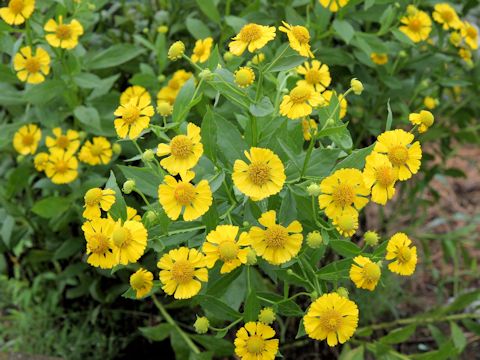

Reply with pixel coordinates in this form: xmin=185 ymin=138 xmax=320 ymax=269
xmin=255 ymin=69 xmax=263 ymax=102
xmin=251 ymin=116 xmax=258 ymax=146
xmin=300 ymin=133 xmax=316 ymax=178
xmin=209 ymin=317 xmax=242 ymax=332
xmin=264 ymin=45 xmax=289 ymax=73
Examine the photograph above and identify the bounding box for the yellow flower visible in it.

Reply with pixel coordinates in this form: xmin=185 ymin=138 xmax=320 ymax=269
xmin=157 ymin=100 xmax=173 ymax=116
xmin=13 ymin=123 xmax=41 ymax=155
xmin=158 ymin=171 xmax=212 ymax=221
xmin=409 ymin=110 xmax=434 ymax=133
xmin=82 ymin=217 xmax=116 ymax=269
xmin=332 ymin=213 xmax=359 ymax=237
xmin=44 ymin=149 xmax=78 ymax=184
xmin=232 ymin=147 xmax=286 ymax=201
xmin=318 ymin=0 xmax=349 ymax=12
xmin=194 ymin=316 xmax=209 ymax=334
xmin=318 ymin=168 xmax=370 ymax=221
xmin=297 ymin=60 xmax=331 ymax=92
xmin=320 ymin=90 xmax=347 ymax=119
xmin=362 ymin=152 xmax=398 ymax=205
xmin=13 ymin=46 xmax=50 ymax=84
xmin=157 ymin=123 xmax=203 ymax=175
xmin=120 ymin=85 xmax=151 ymax=106
xmin=399 ymin=10 xmax=432 ymax=43
xmin=229 ymin=23 xmax=276 ymax=56
xmin=423 ymin=96 xmax=437 ymax=110
xmin=432 ymin=3 xmax=462 ymax=30
xmin=191 ymin=37 xmax=213 ymax=63
xmin=279 ymin=21 xmax=314 ymax=58
xmin=303 ymin=292 xmax=359 ymax=346
xmin=203 ymin=225 xmax=251 ymax=274
xmin=302 ymin=118 xmax=318 ymax=141
xmin=130 ymin=268 xmax=154 ymax=299
xmin=458 ymin=48 xmax=473 ymax=66
xmin=0 ymin=0 xmax=35 ymax=25
xmin=350 ymin=78 xmax=363 ymax=95
xmin=78 ymin=136 xmax=113 ymax=165
xmin=168 ymin=41 xmax=185 ymax=61
xmin=252 ymin=52 xmax=265 ymax=64
xmin=111 ymin=220 xmax=148 ymax=265
xmin=374 ymin=129 xmax=422 ymax=180
xmin=234 ymin=66 xmax=255 ymax=88
xmin=461 ymin=21 xmax=478 ymax=50
xmin=157 ymin=69 xmax=193 ymax=104
xmin=34 ymin=152 xmax=49 ymax=171
xmin=306 ymin=231 xmax=323 ymax=248
xmin=249 ymin=210 xmax=303 ymax=265
xmin=280 ymin=84 xmax=323 ymax=119
xmin=157 ymin=25 xmax=168 ymax=33
xmin=386 ymin=232 xmax=417 ymax=276
xmin=258 ymin=308 xmax=276 ymax=325
xmin=234 ymin=322 xmax=279 ymax=360
xmin=349 ymin=256 xmax=381 ymax=291
xmin=83 ymin=187 xmax=116 ymax=220
xmin=44 ymin=16 xmax=84 ymax=49
xmin=46 ymin=127 xmax=79 ymax=153
xmin=157 ymin=247 xmax=208 ymax=299
xmin=364 ymin=230 xmax=379 ymax=247
xmin=114 ymin=96 xmax=155 ymax=139
xmin=370 ymin=52 xmax=388 ymax=65
xmin=449 ymin=31 xmax=462 ymax=47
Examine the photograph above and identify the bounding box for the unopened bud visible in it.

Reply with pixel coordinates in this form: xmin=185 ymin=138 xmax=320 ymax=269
xmin=306 ymin=231 xmax=323 ymax=248
xmin=143 ymin=149 xmax=155 ymax=162
xmin=258 ymin=307 xmax=275 ymax=325
xmin=336 ymin=287 xmax=349 ymax=298
xmin=112 ymin=143 xmax=122 ymax=155
xmin=364 ymin=231 xmax=379 ymax=247
xmin=306 ymin=183 xmax=321 ymax=197
xmin=246 ymin=248 xmax=257 ymax=265
xmin=193 ymin=316 xmax=209 ymax=334
xmin=350 ymin=78 xmax=363 ymax=95
xmin=122 ymin=179 xmax=136 ymax=194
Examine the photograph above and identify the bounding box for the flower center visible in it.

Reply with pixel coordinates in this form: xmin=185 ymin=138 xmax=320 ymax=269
xmin=170 ymin=135 xmax=193 ymax=159
xmin=321 ymin=310 xmax=342 ymax=332
xmin=218 ymin=241 xmax=239 ymax=261
xmin=362 ymin=262 xmax=381 ymax=282
xmin=397 ymin=246 xmax=412 ymax=263
xmin=332 ymin=184 xmax=355 ymax=208
xmin=56 ymin=135 xmax=70 ymax=149
xmin=264 ymin=225 xmax=288 ymax=248
xmin=247 ymin=161 xmax=271 ymax=186
xmin=174 ymin=183 xmax=196 ymax=206
xmin=235 ymin=68 xmax=253 ymax=86
xmin=441 ymin=10 xmax=453 ymax=22
xmin=305 ymin=69 xmax=322 ymax=85
xmin=25 ymin=58 xmax=41 ymax=73
xmin=56 ymin=24 xmax=72 ymax=40
xmin=375 ymin=166 xmax=395 ymax=187
xmin=112 ymin=227 xmax=131 ymax=248
xmin=171 ymin=260 xmax=195 ymax=284
xmin=239 ymin=24 xmax=262 ymax=42
xmin=88 ymin=234 xmax=110 ymax=254
xmin=408 ymin=18 xmax=422 ymax=32
xmin=22 ymin=134 xmax=34 ymax=146
xmin=90 ymin=143 xmax=104 ymax=156
xmin=9 ymin=0 xmax=24 ymax=14
xmin=246 ymin=336 xmax=265 ymax=354
xmin=85 ymin=188 xmax=103 ymax=206
xmin=55 ymin=160 xmax=70 ymax=174
xmin=122 ymin=105 xmax=140 ymax=124
xmin=292 ymin=26 xmax=310 ymax=44
xmin=290 ymin=86 xmax=311 ymax=103
xmin=131 ymin=274 xmax=147 ymax=290
xmin=388 ymin=146 xmax=409 ymax=166
xmin=337 ymin=214 xmax=356 ymax=233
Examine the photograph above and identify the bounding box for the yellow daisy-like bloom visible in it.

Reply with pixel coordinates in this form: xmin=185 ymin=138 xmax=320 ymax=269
xmin=332 ymin=213 xmax=359 ymax=238
xmin=111 ymin=220 xmax=148 ymax=265
xmin=461 ymin=22 xmax=478 ymax=50
xmin=423 ymin=97 xmax=437 ymax=110
xmin=232 ymin=147 xmax=286 ymax=201
xmin=409 ymin=110 xmax=434 ymax=133
xmin=46 ymin=127 xmax=79 ymax=153
xmin=249 ymin=210 xmax=303 ymax=265
xmin=279 ymin=21 xmax=314 ymax=58
xmin=44 ymin=149 xmax=78 ymax=184
xmin=399 ymin=10 xmax=432 ymax=43
xmin=349 ymin=256 xmax=381 ymax=291
xmin=130 ymin=268 xmax=154 ymax=299
xmin=229 ymin=23 xmax=276 ymax=56
xmin=370 ymin=52 xmax=388 ymax=65
xmin=458 ymin=48 xmax=473 ymax=65
xmin=157 ymin=247 xmax=208 ymax=300
xmin=13 ymin=123 xmax=41 ymax=155
xmin=303 ymin=292 xmax=359 ymax=346
xmin=34 ymin=152 xmax=49 ymax=171
xmin=374 ymin=129 xmax=422 ymax=181
xmin=157 ymin=123 xmax=203 ymax=175
xmin=82 ymin=217 xmax=116 ymax=269
xmin=432 ymin=3 xmax=462 ymax=30
xmin=191 ymin=37 xmax=213 ymax=63
xmin=386 ymin=232 xmax=417 ymax=276
xmin=280 ymin=84 xmax=323 ymax=120
xmin=318 ymin=168 xmax=370 ymax=221
xmin=363 ymin=152 xmax=398 ymax=205
xmin=297 ymin=60 xmax=331 ymax=92
xmin=320 ymin=90 xmax=347 ymax=119
xmin=158 ymin=171 xmax=212 ymax=221
xmin=318 ymin=0 xmax=349 ymax=12
xmin=78 ymin=136 xmax=113 ymax=165
xmin=82 ymin=187 xmax=116 ymax=220
xmin=13 ymin=46 xmax=50 ymax=84
xmin=234 ymin=322 xmax=279 ymax=360
xmin=114 ymin=96 xmax=155 ymax=139
xmin=0 ymin=0 xmax=35 ymax=25
xmin=203 ymin=225 xmax=251 ymax=274
xmin=234 ymin=66 xmax=255 ymax=88
xmin=302 ymin=118 xmax=318 ymax=141
xmin=120 ymin=85 xmax=151 ymax=106
xmin=157 ymin=69 xmax=193 ymax=104
xmin=168 ymin=41 xmax=185 ymax=61
xmin=44 ymin=16 xmax=84 ymax=49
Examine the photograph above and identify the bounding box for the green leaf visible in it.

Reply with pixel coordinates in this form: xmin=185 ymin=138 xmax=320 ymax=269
xmin=53 ymin=238 xmax=83 ymax=260
xmin=278 ymin=189 xmax=297 ymax=225
xmin=330 ymin=240 xmax=362 ymax=257
xmin=317 ymin=258 xmax=351 ymax=281
xmin=267 ymin=54 xmax=306 ymax=72
xmin=278 ymin=299 xmax=304 ymax=317
xmin=305 ymin=148 xmax=341 ymax=178
xmin=195 ymin=295 xmax=242 ymax=321
xmin=201 ymin=107 xmax=217 ymax=163
xmin=186 ymin=18 xmax=211 ymax=39
xmin=333 ymin=20 xmax=355 ymax=44
xmin=140 ymin=323 xmax=173 ymax=341
xmin=31 ymin=196 xmax=71 ymax=219
xmin=105 ymin=171 xmax=127 ymax=221
xmin=74 ymin=106 xmax=102 ymax=132
xmin=86 ymin=44 xmax=145 ymax=70
xmin=190 ymin=335 xmax=234 ymax=356
xmin=244 ymin=290 xmax=261 ymax=322
xmin=24 ymin=80 xmax=65 ymax=105
xmin=333 ymin=144 xmax=375 ymax=171
xmin=340 ymin=345 xmax=365 ymax=360
xmin=385 ymin=99 xmax=393 ymax=131
xmin=215 ymin=115 xmax=247 ymax=166
xmin=450 ymin=322 xmax=466 ymax=352
xmin=249 ymin=97 xmax=274 ymax=117
xmin=117 ymin=165 xmax=162 ymax=198
xmin=379 ymin=325 xmax=416 ymax=344
xmin=172 ymin=78 xmax=197 ymax=123
xmin=195 ymin=0 xmax=221 ymax=24
xmin=441 ymin=290 xmax=480 ymax=314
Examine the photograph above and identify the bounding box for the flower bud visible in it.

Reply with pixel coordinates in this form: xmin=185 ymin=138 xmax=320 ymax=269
xmin=306 ymin=183 xmax=321 ymax=197
xmin=325 ymin=118 xmax=335 ymax=127
xmin=157 ymin=25 xmax=168 ymax=34
xmin=112 ymin=143 xmax=122 ymax=155
xmin=157 ymin=74 xmax=166 ymax=83
xmin=364 ymin=231 xmax=379 ymax=247
xmin=16 ymin=154 xmax=25 ymax=163
xmin=399 ymin=50 xmax=407 ymax=58
xmin=242 ymin=221 xmax=250 ymax=227
xmin=310 ymin=291 xmax=318 ymax=300
xmin=193 ymin=316 xmax=209 ymax=334
xmin=78 ymin=131 xmax=87 ymax=141
xmin=142 ymin=27 xmax=149 ymax=34
xmin=168 ymin=41 xmax=185 ymax=61
xmin=306 ymin=231 xmax=323 ymax=249
xmin=246 ymin=248 xmax=257 ymax=265
xmin=122 ymin=179 xmax=136 ymax=194
xmin=223 ymin=51 xmax=234 ymax=62
xmin=157 ymin=101 xmax=173 ymax=117
xmin=142 ymin=149 xmax=155 ymax=162
xmin=336 ymin=287 xmax=349 ymax=298
xmin=350 ymin=78 xmax=364 ymax=95
xmin=198 ymin=68 xmax=213 ymax=81
xmin=258 ymin=307 xmax=276 ymax=325
xmin=145 ymin=210 xmax=157 ymax=223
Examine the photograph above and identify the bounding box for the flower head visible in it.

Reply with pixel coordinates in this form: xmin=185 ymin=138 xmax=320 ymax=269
xmin=318 ymin=0 xmax=349 ymax=12
xmin=191 ymin=37 xmax=213 ymax=63
xmin=111 ymin=220 xmax=148 ymax=265
xmin=157 ymin=100 xmax=173 ymax=116
xmin=13 ymin=123 xmax=41 ymax=155
xmin=34 ymin=152 xmax=49 ymax=171
xmin=44 ymin=16 xmax=84 ymax=49
xmin=13 ymin=46 xmax=50 ymax=84
xmin=306 ymin=231 xmax=323 ymax=248
xmin=303 ymin=292 xmax=359 ymax=346
xmin=258 ymin=307 xmax=276 ymax=325
xmin=78 ymin=136 xmax=112 ymax=165
xmin=332 ymin=213 xmax=359 ymax=237
xmin=83 ymin=187 xmax=116 ymax=220
xmin=364 ymin=231 xmax=379 ymax=247
xmin=82 ymin=218 xmax=116 ymax=269
xmin=45 ymin=149 xmax=78 ymax=184
xmin=461 ymin=21 xmax=478 ymax=50
xmin=386 ymin=233 xmax=417 ymax=276
xmin=409 ymin=110 xmax=434 ymax=133
xmin=120 ymin=85 xmax=151 ymax=106
xmin=399 ymin=10 xmax=432 ymax=43
xmin=0 ymin=0 xmax=35 ymax=25
xmin=114 ymin=96 xmax=155 ymax=139
xmin=363 ymin=152 xmax=398 ymax=205
xmin=433 ymin=3 xmax=462 ymax=30
xmin=194 ymin=316 xmax=210 ymax=334
xmin=350 ymin=78 xmax=363 ymax=95
xmin=249 ymin=210 xmax=303 ymax=265
xmin=350 ymin=256 xmax=381 ymax=291
xmin=130 ymin=268 xmax=154 ymax=298
xmin=232 ymin=147 xmax=286 ymax=201
xmin=46 ymin=127 xmax=79 ymax=153
xmin=229 ymin=23 xmax=276 ymax=56
xmin=168 ymin=41 xmax=185 ymax=61
xmin=297 ymin=60 xmax=331 ymax=92
xmin=423 ymin=97 xmax=437 ymax=110
xmin=370 ymin=53 xmax=388 ymax=65
xmin=158 ymin=171 xmax=212 ymax=221
xmin=280 ymin=84 xmax=323 ymax=119
xmin=234 ymin=322 xmax=279 ymax=360
xmin=157 ymin=247 xmax=208 ymax=299
xmin=279 ymin=21 xmax=314 ymax=58
xmin=234 ymin=66 xmax=255 ymax=88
